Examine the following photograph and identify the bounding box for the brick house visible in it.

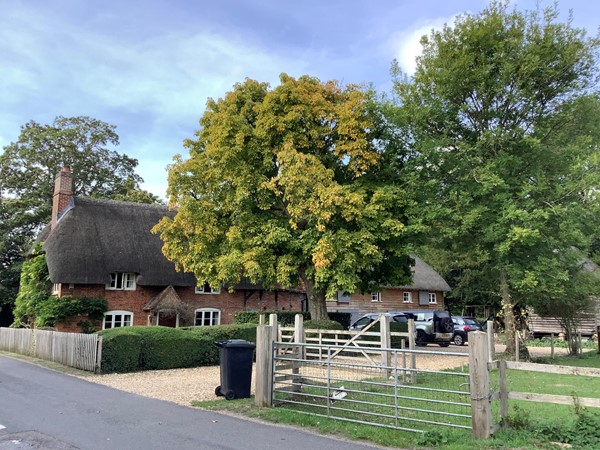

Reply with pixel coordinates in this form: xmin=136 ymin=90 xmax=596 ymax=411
xmin=326 ymin=255 xmax=451 ymax=323
xmin=42 ymin=168 xmax=305 ymax=332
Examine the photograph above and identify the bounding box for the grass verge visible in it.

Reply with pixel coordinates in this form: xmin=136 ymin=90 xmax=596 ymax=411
xmin=193 ymin=351 xmax=600 ymax=449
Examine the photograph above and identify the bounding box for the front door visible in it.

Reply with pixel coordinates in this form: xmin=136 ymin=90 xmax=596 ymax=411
xmin=157 ymin=310 xmax=178 ymax=327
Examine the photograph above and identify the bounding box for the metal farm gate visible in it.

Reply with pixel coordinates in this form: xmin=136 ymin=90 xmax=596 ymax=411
xmin=271 ymin=341 xmax=471 ymax=433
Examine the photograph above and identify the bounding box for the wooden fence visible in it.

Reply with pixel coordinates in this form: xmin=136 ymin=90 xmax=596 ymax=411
xmin=0 ymin=327 xmax=102 ymax=373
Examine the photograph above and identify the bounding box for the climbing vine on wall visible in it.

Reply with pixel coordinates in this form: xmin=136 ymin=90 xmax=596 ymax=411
xmin=13 ymin=243 xmax=107 ymax=331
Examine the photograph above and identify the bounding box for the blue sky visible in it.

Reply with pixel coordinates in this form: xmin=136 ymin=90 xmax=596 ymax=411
xmin=1 ymin=0 xmax=598 ymax=198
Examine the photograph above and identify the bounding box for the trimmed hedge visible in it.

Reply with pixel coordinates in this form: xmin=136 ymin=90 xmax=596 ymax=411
xmin=234 ymin=311 xmax=352 ymax=329
xmin=98 ymin=324 xmax=257 ymax=373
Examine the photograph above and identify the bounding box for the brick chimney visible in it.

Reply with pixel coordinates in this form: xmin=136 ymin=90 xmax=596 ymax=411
xmin=51 ymin=168 xmax=73 ymax=229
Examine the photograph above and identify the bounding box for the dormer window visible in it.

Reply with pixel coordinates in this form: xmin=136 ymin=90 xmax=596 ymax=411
xmin=106 ymin=273 xmax=136 ymax=290
xmin=195 ymin=282 xmax=221 ymax=294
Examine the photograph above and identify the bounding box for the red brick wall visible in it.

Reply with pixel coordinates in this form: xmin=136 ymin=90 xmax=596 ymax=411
xmin=326 ymin=288 xmax=446 ymax=317
xmin=54 ymin=283 xmax=305 ymax=331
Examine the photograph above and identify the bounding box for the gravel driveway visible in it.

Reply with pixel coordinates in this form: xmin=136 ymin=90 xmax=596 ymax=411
xmin=81 ymin=344 xmax=568 ymax=407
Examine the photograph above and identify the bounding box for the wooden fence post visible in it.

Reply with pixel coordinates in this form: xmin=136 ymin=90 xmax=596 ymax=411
xmin=407 ymin=318 xmax=416 ymax=383
xmin=469 ymin=331 xmax=491 ymax=439
xmin=380 ymin=314 xmax=391 ymax=376
xmin=292 ymin=314 xmax=304 ymax=392
xmin=498 ymin=359 xmax=508 ymax=426
xmin=255 ymin=324 xmax=275 ymax=407
xmin=487 ymin=320 xmax=496 ymax=362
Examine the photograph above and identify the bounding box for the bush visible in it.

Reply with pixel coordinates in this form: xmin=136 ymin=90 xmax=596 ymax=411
xmin=327 ymin=312 xmax=352 ymax=329
xmin=234 ymin=311 xmax=352 ymax=328
xmin=234 ymin=311 xmax=309 ymax=325
xmin=99 ymin=327 xmax=143 ymax=373
xmin=98 ymin=324 xmax=257 ymax=373
xmin=303 ymin=319 xmax=343 ymax=330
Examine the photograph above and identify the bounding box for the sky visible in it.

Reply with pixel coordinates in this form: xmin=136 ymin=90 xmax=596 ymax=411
xmin=1 ymin=0 xmax=598 ymax=199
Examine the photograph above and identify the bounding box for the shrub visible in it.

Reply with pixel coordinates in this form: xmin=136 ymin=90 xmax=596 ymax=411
xmin=327 ymin=312 xmax=352 ymax=329
xmin=234 ymin=311 xmax=309 ymax=325
xmin=303 ymin=319 xmax=343 ymax=330
xmin=98 ymin=324 xmax=257 ymax=373
xmin=234 ymin=311 xmax=352 ymax=328
xmin=99 ymin=327 xmax=143 ymax=373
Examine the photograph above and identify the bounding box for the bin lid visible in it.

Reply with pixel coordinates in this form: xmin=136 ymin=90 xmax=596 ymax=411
xmin=214 ymin=339 xmax=256 ymax=349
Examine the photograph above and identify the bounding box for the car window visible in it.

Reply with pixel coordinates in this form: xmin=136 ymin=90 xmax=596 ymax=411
xmin=392 ymin=315 xmax=408 ymax=323
xmin=464 ymin=318 xmax=480 ymax=326
xmin=352 ymin=317 xmax=372 ymax=328
xmin=454 ymin=317 xmax=464 ymax=325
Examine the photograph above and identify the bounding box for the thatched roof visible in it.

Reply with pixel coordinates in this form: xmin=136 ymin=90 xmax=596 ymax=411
xmin=42 ymin=196 xmax=450 ymax=292
xmin=143 ymin=286 xmax=186 ymax=311
xmin=396 ymin=255 xmax=451 ymax=292
xmin=44 ymin=197 xmax=196 ymax=286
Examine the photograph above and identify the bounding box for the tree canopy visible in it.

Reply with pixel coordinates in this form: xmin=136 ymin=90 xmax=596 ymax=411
xmin=155 ymin=74 xmax=418 ymax=320
xmin=0 ymin=116 xmax=160 ymax=323
xmin=389 ymin=1 xmax=600 ymax=353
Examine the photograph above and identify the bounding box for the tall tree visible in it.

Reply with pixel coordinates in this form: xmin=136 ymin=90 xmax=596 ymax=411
xmin=390 ymin=2 xmax=600 ymax=355
xmin=155 ymin=74 xmax=416 ymax=320
xmin=0 ymin=116 xmax=159 ymax=324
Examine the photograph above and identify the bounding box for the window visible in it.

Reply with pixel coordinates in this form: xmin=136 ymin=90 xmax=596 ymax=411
xmin=195 ymin=282 xmax=221 ymax=294
xmin=403 ymin=292 xmax=412 ymax=303
xmin=428 ymin=292 xmax=437 ymax=304
xmin=103 ymin=311 xmax=133 ymax=329
xmin=52 ymin=283 xmax=60 ymax=295
xmin=195 ymin=308 xmax=221 ymax=326
xmin=370 ymin=292 xmax=381 ymax=302
xmin=106 ymin=273 xmax=136 ymax=290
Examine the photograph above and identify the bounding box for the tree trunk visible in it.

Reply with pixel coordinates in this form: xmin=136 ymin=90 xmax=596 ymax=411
xmin=500 ymin=271 xmax=529 ymax=359
xmin=299 ymin=272 xmax=329 ymax=321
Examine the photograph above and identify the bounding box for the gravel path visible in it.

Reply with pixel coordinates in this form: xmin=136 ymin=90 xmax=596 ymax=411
xmin=81 ymin=345 xmax=569 ymax=407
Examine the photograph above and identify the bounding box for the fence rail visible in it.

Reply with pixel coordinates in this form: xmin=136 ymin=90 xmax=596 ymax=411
xmin=0 ymin=327 xmax=102 ymax=372
xmin=272 ymin=341 xmax=471 ymax=433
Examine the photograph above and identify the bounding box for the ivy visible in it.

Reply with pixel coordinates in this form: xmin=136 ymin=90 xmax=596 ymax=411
xmin=13 ymin=242 xmax=107 ymax=331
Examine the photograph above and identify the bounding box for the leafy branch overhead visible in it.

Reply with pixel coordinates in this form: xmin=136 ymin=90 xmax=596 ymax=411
xmin=155 ymin=74 xmax=417 ymax=320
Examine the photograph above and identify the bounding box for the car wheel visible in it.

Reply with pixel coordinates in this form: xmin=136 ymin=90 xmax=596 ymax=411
xmin=416 ymin=330 xmax=428 ymax=346
xmin=453 ymin=334 xmax=464 ymax=346
xmin=438 ymin=342 xmax=450 ymax=347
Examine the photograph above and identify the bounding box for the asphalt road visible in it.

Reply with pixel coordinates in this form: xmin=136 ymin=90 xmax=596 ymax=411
xmin=0 ymin=356 xmax=381 ymax=450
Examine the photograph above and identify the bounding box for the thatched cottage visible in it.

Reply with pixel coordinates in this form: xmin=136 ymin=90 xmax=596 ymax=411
xmin=42 ymin=168 xmax=450 ymax=332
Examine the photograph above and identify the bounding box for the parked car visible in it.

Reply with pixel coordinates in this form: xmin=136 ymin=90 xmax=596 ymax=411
xmin=394 ymin=310 xmax=454 ymax=347
xmin=451 ymin=316 xmax=483 ymax=346
xmin=349 ymin=312 xmax=410 ymax=332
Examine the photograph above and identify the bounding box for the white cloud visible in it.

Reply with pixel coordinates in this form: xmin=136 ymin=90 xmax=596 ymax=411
xmin=391 ymin=14 xmax=460 ymax=75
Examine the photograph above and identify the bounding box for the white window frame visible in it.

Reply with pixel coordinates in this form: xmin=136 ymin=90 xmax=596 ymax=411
xmin=195 ymin=308 xmax=221 ymax=326
xmin=103 ymin=310 xmax=134 ymax=329
xmin=428 ymin=292 xmax=437 ymax=304
xmin=403 ymin=291 xmax=412 ymax=303
xmin=370 ymin=292 xmax=381 ymax=302
xmin=195 ymin=283 xmax=221 ymax=294
xmin=52 ymin=283 xmax=60 ymax=295
xmin=106 ymin=273 xmax=136 ymax=290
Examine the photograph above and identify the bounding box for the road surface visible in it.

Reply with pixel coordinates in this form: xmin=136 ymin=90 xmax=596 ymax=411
xmin=0 ymin=355 xmax=381 ymax=449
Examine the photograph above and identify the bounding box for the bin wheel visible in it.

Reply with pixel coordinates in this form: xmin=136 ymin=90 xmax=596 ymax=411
xmin=224 ymin=390 xmax=236 ymax=401
xmin=215 ymin=386 xmax=223 ymax=397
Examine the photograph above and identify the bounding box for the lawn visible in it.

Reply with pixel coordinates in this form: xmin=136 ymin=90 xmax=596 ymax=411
xmin=194 ymin=350 xmax=600 ymax=449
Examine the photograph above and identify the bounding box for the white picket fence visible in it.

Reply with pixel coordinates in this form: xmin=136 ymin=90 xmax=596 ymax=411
xmin=0 ymin=327 xmax=102 ymax=372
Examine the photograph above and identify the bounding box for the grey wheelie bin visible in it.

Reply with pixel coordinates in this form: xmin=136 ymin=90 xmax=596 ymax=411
xmin=214 ymin=339 xmax=256 ymax=400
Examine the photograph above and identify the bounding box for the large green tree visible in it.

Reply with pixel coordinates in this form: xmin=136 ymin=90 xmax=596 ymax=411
xmin=155 ymin=74 xmax=417 ymax=320
xmin=390 ymin=2 xmax=600 ymax=355
xmin=0 ymin=116 xmax=160 ymax=324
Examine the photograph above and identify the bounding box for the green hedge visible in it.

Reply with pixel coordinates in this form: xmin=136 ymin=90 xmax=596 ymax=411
xmin=98 ymin=324 xmax=257 ymax=373
xmin=234 ymin=311 xmax=352 ymax=329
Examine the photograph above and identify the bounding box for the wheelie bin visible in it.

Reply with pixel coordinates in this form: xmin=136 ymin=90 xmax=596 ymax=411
xmin=214 ymin=339 xmax=256 ymax=400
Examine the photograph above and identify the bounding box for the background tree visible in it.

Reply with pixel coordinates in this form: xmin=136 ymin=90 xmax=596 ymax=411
xmin=389 ymin=2 xmax=600 ymax=355
xmin=0 ymin=116 xmax=159 ymax=325
xmin=155 ymin=74 xmax=417 ymax=320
